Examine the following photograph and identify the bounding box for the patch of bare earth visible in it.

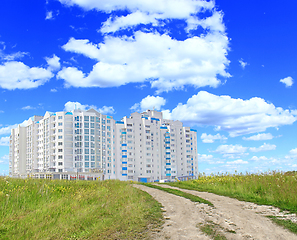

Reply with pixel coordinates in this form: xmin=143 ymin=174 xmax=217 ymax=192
xmin=134 ymin=184 xmax=297 ymax=240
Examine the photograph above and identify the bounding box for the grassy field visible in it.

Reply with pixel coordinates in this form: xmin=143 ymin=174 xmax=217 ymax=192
xmin=168 ymin=171 xmax=297 ymax=234
xmin=0 ymin=177 xmax=163 ymax=240
xmin=168 ymin=171 xmax=297 ymax=213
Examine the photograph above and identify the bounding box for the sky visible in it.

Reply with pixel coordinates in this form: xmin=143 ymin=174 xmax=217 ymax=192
xmin=0 ymin=0 xmax=297 ymax=176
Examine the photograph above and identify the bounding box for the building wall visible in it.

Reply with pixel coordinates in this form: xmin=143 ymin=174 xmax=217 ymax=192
xmin=9 ymin=109 xmax=198 ymax=181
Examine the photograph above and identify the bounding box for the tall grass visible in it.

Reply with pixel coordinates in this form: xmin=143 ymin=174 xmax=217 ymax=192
xmin=0 ymin=177 xmax=163 ymax=239
xmin=169 ymin=171 xmax=297 ymax=213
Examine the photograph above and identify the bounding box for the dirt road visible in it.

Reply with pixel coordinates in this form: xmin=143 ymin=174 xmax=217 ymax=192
xmin=134 ymin=184 xmax=297 ymax=240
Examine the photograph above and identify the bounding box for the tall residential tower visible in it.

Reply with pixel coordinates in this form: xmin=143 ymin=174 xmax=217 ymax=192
xmin=9 ymin=109 xmax=198 ymax=181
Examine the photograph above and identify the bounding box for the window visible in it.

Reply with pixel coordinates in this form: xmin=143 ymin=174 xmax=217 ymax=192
xmin=85 ymin=136 xmax=89 ymax=141
xmin=58 ymin=149 xmax=63 ymax=152
xmin=85 ymin=149 xmax=89 ymax=154
xmin=58 ymin=155 xmax=63 ymax=159
xmin=58 ymin=129 xmax=62 ymax=133
xmin=85 ymin=142 xmax=89 ymax=147
xmin=85 ymin=155 xmax=89 ymax=161
xmin=90 ymin=116 xmax=95 ymax=122
xmin=84 ymin=122 xmax=89 ymax=128
xmin=90 ymin=123 xmax=95 ymax=128
xmin=58 ymin=136 xmax=62 ymax=139
xmin=84 ymin=116 xmax=89 ymax=121
xmin=58 ymin=122 xmax=62 ymax=126
xmin=58 ymin=116 xmax=63 ymax=120
xmin=85 ymin=129 xmax=89 ymax=134
xmin=58 ymin=162 xmax=63 ymax=166
xmin=85 ymin=162 xmax=89 ymax=168
xmin=58 ymin=142 xmax=62 ymax=146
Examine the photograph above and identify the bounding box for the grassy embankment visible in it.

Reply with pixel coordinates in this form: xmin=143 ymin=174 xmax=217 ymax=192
xmin=168 ymin=171 xmax=297 ymax=234
xmin=0 ymin=177 xmax=163 ymax=240
xmin=143 ymin=183 xmax=213 ymax=206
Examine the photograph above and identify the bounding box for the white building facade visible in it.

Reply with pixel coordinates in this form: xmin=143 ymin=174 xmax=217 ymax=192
xmin=9 ymin=109 xmax=198 ymax=182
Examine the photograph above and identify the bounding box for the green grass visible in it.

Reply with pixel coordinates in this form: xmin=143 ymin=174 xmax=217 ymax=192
xmin=0 ymin=177 xmax=163 ymax=239
xmin=168 ymin=171 xmax=297 ymax=213
xmin=143 ymin=183 xmax=213 ymax=206
xmin=167 ymin=171 xmax=297 ymax=235
xmin=267 ymin=216 xmax=297 ymax=235
xmin=198 ymin=221 xmax=227 ymax=240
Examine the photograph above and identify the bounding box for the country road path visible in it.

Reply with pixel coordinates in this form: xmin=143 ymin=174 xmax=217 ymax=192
xmin=134 ymin=184 xmax=297 ymax=240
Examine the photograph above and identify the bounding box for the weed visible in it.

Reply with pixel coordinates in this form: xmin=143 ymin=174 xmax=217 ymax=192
xmin=143 ymin=183 xmax=214 ymax=206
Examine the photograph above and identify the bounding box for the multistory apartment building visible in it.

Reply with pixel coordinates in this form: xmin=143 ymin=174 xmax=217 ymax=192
xmin=9 ymin=109 xmax=197 ymax=181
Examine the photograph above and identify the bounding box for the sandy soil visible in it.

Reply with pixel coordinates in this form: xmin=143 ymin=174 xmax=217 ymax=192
xmin=134 ymin=184 xmax=297 ymax=240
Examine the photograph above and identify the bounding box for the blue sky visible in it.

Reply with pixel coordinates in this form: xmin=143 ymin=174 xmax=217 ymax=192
xmin=1 ymin=0 xmax=297 ymax=176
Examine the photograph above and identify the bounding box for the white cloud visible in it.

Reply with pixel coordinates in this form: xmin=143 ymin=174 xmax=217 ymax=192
xmin=280 ymin=76 xmax=293 ymax=87
xmin=50 ymin=88 xmax=57 ymax=92
xmin=243 ymin=133 xmax=274 ymax=141
xmin=239 ymin=59 xmax=248 ymax=69
xmin=162 ymin=91 xmax=297 ymax=137
xmin=0 ymin=61 xmax=53 ymax=90
xmin=21 ymin=106 xmax=36 ymax=110
xmin=64 ymin=101 xmax=115 ymax=115
xmin=45 ymin=54 xmax=61 ymax=71
xmin=0 ymin=120 xmax=29 ymax=136
xmin=0 ymin=136 xmax=9 ymax=146
xmin=58 ymin=0 xmax=230 ymax=92
xmin=131 ymin=95 xmax=166 ymax=112
xmin=226 ymin=159 xmax=248 ymax=164
xmin=0 ymin=51 xmax=28 ymax=61
xmin=45 ymin=11 xmax=53 ymax=20
xmin=59 ymin=0 xmax=215 ymax=20
xmin=97 ymin=106 xmax=115 ymax=115
xmin=250 ymin=143 xmax=276 ymax=152
xmin=0 ymin=154 xmax=9 ymax=164
xmin=198 ymin=154 xmax=214 ymax=162
xmin=59 ymin=31 xmax=230 ymax=92
xmin=289 ymin=148 xmax=297 ymax=156
xmin=214 ymin=144 xmax=248 ymax=158
xmin=200 ymin=133 xmax=227 ymax=143
xmin=250 ymin=156 xmax=268 ymax=161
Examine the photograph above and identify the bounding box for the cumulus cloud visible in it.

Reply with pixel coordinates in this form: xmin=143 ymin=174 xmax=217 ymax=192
xmin=250 ymin=143 xmax=276 ymax=152
xmin=250 ymin=156 xmax=268 ymax=161
xmin=131 ymin=95 xmax=166 ymax=112
xmin=57 ymin=0 xmax=230 ymax=92
xmin=243 ymin=133 xmax=274 ymax=141
xmin=45 ymin=54 xmax=61 ymax=71
xmin=97 ymin=106 xmax=115 ymax=115
xmin=226 ymin=159 xmax=248 ymax=165
xmin=0 ymin=61 xmax=54 ymax=90
xmin=200 ymin=133 xmax=227 ymax=143
xmin=0 ymin=136 xmax=9 ymax=146
xmin=162 ymin=91 xmax=297 ymax=137
xmin=289 ymin=148 xmax=297 ymax=156
xmin=59 ymin=0 xmax=215 ymax=20
xmin=280 ymin=76 xmax=293 ymax=87
xmin=64 ymin=101 xmax=115 ymax=115
xmin=45 ymin=11 xmax=53 ymax=20
xmin=214 ymin=144 xmax=248 ymax=159
xmin=239 ymin=59 xmax=248 ymax=69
